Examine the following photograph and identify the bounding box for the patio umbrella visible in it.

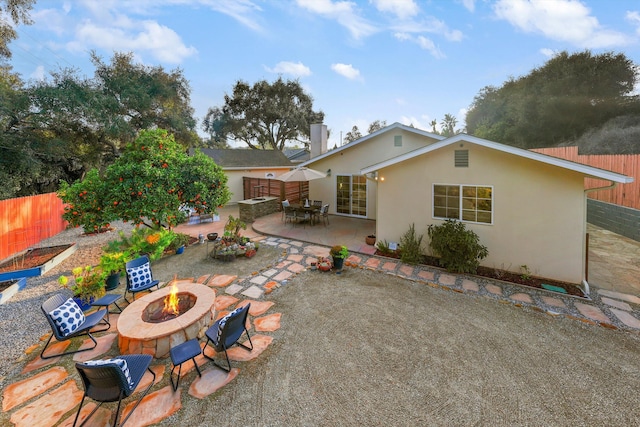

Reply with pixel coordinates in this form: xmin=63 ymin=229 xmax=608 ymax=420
xmin=276 ymin=167 xmax=327 ymax=182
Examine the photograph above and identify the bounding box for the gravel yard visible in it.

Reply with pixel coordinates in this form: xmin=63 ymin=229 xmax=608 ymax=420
xmin=3 ymin=223 xmax=640 ymax=425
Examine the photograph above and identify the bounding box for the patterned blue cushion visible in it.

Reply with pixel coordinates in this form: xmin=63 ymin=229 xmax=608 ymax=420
xmin=49 ymin=298 xmax=85 ymax=336
xmin=84 ymin=358 xmax=134 ymax=389
xmin=217 ymin=306 xmax=244 ymax=342
xmin=127 ymin=263 xmax=152 ymax=291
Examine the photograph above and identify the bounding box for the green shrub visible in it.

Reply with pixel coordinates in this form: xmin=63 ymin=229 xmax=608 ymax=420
xmin=427 ymin=219 xmax=488 ymax=274
xmin=375 ymin=239 xmax=394 ymax=255
xmin=399 ymin=223 xmax=424 ymax=265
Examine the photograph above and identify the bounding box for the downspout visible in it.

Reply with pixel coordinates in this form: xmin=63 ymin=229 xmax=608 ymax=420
xmin=582 ymin=181 xmax=617 ymax=296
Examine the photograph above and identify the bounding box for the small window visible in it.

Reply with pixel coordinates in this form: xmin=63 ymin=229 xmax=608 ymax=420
xmin=433 ymin=184 xmax=492 ymax=224
xmin=455 ymin=150 xmax=468 ymax=167
xmin=394 ymin=135 xmax=402 ymax=147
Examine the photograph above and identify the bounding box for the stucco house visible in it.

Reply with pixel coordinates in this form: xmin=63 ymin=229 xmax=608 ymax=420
xmin=300 ymin=122 xmax=633 ymax=288
xmin=194 ymin=148 xmax=294 ymax=203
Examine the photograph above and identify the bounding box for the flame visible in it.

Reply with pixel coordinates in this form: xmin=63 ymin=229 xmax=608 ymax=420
xmin=163 ymin=281 xmax=180 ymax=316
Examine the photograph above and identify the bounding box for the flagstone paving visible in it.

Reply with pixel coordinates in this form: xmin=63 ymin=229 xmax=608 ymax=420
xmin=3 ymin=235 xmax=640 ymax=426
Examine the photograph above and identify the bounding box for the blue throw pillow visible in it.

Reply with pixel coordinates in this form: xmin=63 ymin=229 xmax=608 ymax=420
xmin=127 ymin=263 xmax=152 ymax=290
xmin=49 ymin=297 xmax=85 ymax=336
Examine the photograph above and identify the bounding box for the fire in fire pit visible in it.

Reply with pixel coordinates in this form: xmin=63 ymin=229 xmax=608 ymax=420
xmin=143 ymin=282 xmax=196 ymax=323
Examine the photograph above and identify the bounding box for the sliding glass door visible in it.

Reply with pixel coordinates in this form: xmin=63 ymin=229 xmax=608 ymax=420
xmin=336 ymin=175 xmax=367 ymax=217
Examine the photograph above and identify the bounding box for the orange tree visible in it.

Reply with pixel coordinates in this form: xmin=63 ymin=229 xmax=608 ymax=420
xmin=59 ymin=129 xmax=230 ymax=231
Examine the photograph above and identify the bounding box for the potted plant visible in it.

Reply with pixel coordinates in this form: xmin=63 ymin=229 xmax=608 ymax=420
xmin=330 ymin=245 xmax=349 ymax=270
xmin=58 ymin=266 xmax=106 ymax=310
xmin=365 ymin=235 xmax=376 ymax=246
xmin=169 ymin=233 xmax=191 ymax=254
xmin=98 ymin=251 xmax=128 ymax=290
xmin=317 ymin=257 xmax=332 ymax=272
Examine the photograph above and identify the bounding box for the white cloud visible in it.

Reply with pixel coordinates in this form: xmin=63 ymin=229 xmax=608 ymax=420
xmin=627 ymin=11 xmax=640 ymax=35
xmin=459 ymin=0 xmax=475 ymax=13
xmin=331 ymin=63 xmax=361 ymax=80
xmin=539 ymin=47 xmax=557 ymax=57
xmin=494 ymin=0 xmax=632 ymax=48
xmin=295 ymin=0 xmax=378 ymax=39
xmin=30 ymin=65 xmax=46 ymax=81
xmin=400 ymin=115 xmax=430 ymax=131
xmin=200 ymin=0 xmax=265 ymax=32
xmin=69 ymin=19 xmax=197 ymax=64
xmin=417 ymin=36 xmax=443 ymax=57
xmin=372 ymin=0 xmax=419 ymax=19
xmin=265 ymin=61 xmax=312 ymax=77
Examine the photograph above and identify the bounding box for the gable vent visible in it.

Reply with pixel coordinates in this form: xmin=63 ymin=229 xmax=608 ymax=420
xmin=455 ymin=150 xmax=469 ymax=167
xmin=394 ymin=135 xmax=402 ymax=147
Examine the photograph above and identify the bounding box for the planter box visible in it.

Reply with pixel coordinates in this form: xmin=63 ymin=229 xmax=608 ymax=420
xmin=0 ymin=277 xmax=27 ymax=305
xmin=0 ymin=243 xmax=77 ymax=282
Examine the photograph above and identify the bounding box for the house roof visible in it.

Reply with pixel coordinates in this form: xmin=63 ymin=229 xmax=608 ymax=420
xmin=360 ymin=133 xmax=634 ymax=184
xmin=300 ymin=122 xmax=444 ymax=166
xmin=195 ymin=148 xmax=294 ymax=169
xmin=284 ymin=148 xmax=310 ymax=163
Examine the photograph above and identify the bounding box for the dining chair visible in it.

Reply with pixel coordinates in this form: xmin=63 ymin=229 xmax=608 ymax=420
xmin=281 ymin=200 xmax=290 ymax=222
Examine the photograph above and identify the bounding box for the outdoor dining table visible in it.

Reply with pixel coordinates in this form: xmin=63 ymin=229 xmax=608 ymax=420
xmin=290 ymin=203 xmax=320 ymax=226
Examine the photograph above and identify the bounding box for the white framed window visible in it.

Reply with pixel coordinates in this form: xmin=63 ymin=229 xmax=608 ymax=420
xmin=433 ymin=184 xmax=493 ymax=224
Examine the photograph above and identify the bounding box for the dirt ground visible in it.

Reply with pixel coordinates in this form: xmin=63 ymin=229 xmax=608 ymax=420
xmin=148 ymin=243 xmax=640 ymax=426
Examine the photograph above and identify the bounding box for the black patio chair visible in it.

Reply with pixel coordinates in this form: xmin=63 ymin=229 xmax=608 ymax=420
xmin=73 ymin=354 xmax=155 ymax=427
xmin=40 ymin=293 xmax=108 ymax=360
xmin=312 ymin=200 xmax=322 ymax=208
xmin=204 ymin=304 xmax=253 ymax=372
xmin=124 ymin=255 xmax=160 ymax=303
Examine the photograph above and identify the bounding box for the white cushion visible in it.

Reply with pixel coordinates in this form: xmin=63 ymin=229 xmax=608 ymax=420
xmin=49 ymin=298 xmax=85 ymax=336
xmin=127 ymin=263 xmax=152 ymax=290
xmin=84 ymin=358 xmax=134 ymax=389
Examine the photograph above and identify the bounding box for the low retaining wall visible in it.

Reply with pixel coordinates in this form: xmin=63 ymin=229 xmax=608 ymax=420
xmin=587 ymin=199 xmax=640 ymax=242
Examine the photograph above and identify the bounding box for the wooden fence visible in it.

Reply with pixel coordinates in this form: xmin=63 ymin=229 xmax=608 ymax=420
xmin=532 ymin=146 xmax=640 ymax=209
xmin=0 ymin=193 xmax=67 ymax=261
xmin=242 ymin=177 xmax=309 ymax=207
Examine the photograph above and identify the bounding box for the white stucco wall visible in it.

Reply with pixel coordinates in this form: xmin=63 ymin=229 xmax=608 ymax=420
xmin=308 ymin=129 xmax=439 ymax=218
xmin=375 ymin=142 xmax=586 ymax=284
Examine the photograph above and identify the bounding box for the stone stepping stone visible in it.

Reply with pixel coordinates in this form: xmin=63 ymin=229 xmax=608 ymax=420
xmin=122 ymin=385 xmax=181 ymax=427
xmin=238 ymin=300 xmax=274 ymax=316
xmin=226 ymin=334 xmax=273 ymax=362
xmin=286 ymin=263 xmax=306 ymax=273
xmin=22 ymin=341 xmax=70 ymax=374
xmin=58 ymin=402 xmax=111 ymax=427
xmin=73 ymin=333 xmax=117 ymax=362
xmin=241 ymin=285 xmax=264 ymax=299
xmin=214 ymin=295 xmax=239 ymax=311
xmin=188 ymin=367 xmax=238 ymax=399
xmin=575 ymin=302 xmax=610 ymax=323
xmin=135 ymin=365 xmax=165 ymax=393
xmin=3 ymin=366 xmax=67 ymax=412
xmin=208 ymin=274 xmax=237 ymax=287
xmin=10 ymin=380 xmax=83 ymax=427
xmin=254 ymin=313 xmax=281 ymax=332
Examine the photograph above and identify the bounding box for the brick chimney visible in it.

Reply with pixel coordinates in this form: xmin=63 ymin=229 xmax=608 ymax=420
xmin=310 ymin=123 xmax=327 ymax=159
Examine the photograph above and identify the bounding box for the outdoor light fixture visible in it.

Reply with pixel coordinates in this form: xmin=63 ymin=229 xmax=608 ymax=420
xmin=326 ymin=168 xmax=331 ymax=176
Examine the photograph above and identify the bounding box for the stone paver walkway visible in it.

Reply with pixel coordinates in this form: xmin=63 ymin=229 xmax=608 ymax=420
xmin=4 ymin=235 xmax=640 ymax=426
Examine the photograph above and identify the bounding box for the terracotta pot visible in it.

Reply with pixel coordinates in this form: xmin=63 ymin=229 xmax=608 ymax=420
xmin=318 ymin=262 xmax=331 ymax=271
xmin=365 ymin=236 xmax=376 ymax=246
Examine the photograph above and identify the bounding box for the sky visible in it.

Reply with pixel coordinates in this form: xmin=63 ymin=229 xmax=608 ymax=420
xmin=7 ymin=0 xmax=640 ymax=148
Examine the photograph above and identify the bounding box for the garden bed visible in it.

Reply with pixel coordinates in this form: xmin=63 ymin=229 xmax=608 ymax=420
xmin=0 ymin=244 xmax=77 ymax=280
xmin=375 ymin=251 xmax=586 ymax=298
